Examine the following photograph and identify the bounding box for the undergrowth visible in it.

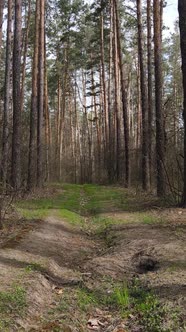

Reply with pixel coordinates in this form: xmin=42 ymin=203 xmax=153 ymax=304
xmin=0 ymin=285 xmax=27 ymax=331
xmin=54 ymin=280 xmax=184 ymax=332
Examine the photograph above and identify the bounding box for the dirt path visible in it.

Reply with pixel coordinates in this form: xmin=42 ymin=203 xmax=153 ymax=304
xmin=0 ymin=209 xmax=185 ymax=331
xmin=0 ymin=213 xmax=103 ymax=330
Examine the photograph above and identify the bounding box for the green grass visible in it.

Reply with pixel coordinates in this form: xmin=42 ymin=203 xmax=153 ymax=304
xmin=0 ymin=286 xmax=26 ymax=315
xmin=0 ymin=285 xmax=27 ymax=330
xmin=54 ymin=281 xmax=183 ymax=331
xmin=16 ymin=184 xmax=129 ymax=222
xmin=16 ymin=184 xmax=165 ymax=232
xmin=139 ymin=213 xmax=159 ymax=224
xmin=103 ymin=282 xmax=130 ymax=314
xmin=17 ymin=207 xmax=49 ymax=220
xmin=57 ymin=209 xmax=84 ymax=225
xmin=24 ymin=262 xmax=46 ymax=273
xmin=0 ymin=286 xmax=27 ymax=314
xmin=0 ymin=318 xmax=12 ymax=332
xmin=76 ymin=288 xmax=98 ymax=311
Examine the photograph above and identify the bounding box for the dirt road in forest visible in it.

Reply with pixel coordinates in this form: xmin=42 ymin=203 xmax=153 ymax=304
xmin=0 ymin=214 xmax=103 ymax=331
xmin=0 ymin=209 xmax=185 ymax=331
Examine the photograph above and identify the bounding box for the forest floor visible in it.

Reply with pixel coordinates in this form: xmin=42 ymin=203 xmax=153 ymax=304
xmin=0 ymin=184 xmax=185 ymax=331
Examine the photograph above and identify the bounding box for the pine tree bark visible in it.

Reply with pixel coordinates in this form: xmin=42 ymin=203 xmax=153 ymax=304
xmin=27 ymin=0 xmax=40 ymax=190
xmin=44 ymin=30 xmax=50 ymax=182
xmin=178 ymin=0 xmax=186 ymax=206
xmin=100 ymin=2 xmax=108 ymax=159
xmin=20 ymin=0 xmax=31 ymax=113
xmin=114 ymin=0 xmax=130 ymax=187
xmin=137 ymin=0 xmax=150 ymax=191
xmin=1 ymin=0 xmax=13 ymax=185
xmin=0 ymin=0 xmax=4 ymax=53
xmin=56 ymin=76 xmax=61 ymax=177
xmin=113 ymin=3 xmax=120 ymax=181
xmin=153 ymin=0 xmax=165 ymax=196
xmin=147 ymin=0 xmax=153 ymax=186
xmin=82 ymin=70 xmax=92 ymax=183
xmin=37 ymin=0 xmax=45 ymax=186
xmin=107 ymin=0 xmax=114 ymax=182
xmin=12 ymin=0 xmax=22 ymax=189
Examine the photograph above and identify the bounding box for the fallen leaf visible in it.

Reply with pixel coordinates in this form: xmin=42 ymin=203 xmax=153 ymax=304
xmin=88 ymin=319 xmax=99 ymax=326
xmin=95 ymin=308 xmax=104 ymax=315
xmin=87 ymin=318 xmax=104 ymax=330
xmin=87 ymin=327 xmax=100 ymax=331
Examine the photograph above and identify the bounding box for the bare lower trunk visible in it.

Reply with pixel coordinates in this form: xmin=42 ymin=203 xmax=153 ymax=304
xmin=154 ymin=0 xmax=165 ymax=196
xmin=147 ymin=0 xmax=153 ymax=186
xmin=178 ymin=0 xmax=186 ymax=206
xmin=20 ymin=0 xmax=31 ymax=113
xmin=0 ymin=0 xmax=4 ymax=54
xmin=137 ymin=0 xmax=150 ymax=191
xmin=12 ymin=0 xmax=22 ymax=189
xmin=37 ymin=0 xmax=45 ymax=187
xmin=28 ymin=0 xmax=39 ymax=190
xmin=114 ymin=0 xmax=130 ymax=187
xmin=2 ymin=0 xmax=13 ymax=186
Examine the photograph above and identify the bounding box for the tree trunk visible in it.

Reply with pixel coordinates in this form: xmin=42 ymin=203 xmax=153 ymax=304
xmin=100 ymin=2 xmax=108 ymax=161
xmin=20 ymin=0 xmax=31 ymax=113
xmin=12 ymin=0 xmax=22 ymax=189
xmin=27 ymin=0 xmax=40 ymax=190
xmin=107 ymin=0 xmax=114 ymax=182
xmin=44 ymin=30 xmax=50 ymax=182
xmin=1 ymin=0 xmax=13 ymax=186
xmin=113 ymin=2 xmax=120 ymax=181
xmin=0 ymin=0 xmax=4 ymax=54
xmin=147 ymin=0 xmax=153 ymax=186
xmin=37 ymin=0 xmax=45 ymax=187
xmin=178 ymin=0 xmax=186 ymax=206
xmin=137 ymin=0 xmax=150 ymax=191
xmin=154 ymin=0 xmax=165 ymax=196
xmin=114 ymin=0 xmax=130 ymax=187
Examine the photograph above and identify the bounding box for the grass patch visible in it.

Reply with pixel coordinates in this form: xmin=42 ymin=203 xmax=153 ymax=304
xmin=103 ymin=282 xmax=130 ymax=314
xmin=139 ymin=213 xmax=158 ymax=224
xmin=51 ymin=280 xmax=184 ymax=331
xmin=24 ymin=262 xmax=46 ymax=273
xmin=89 ymin=216 xmax=118 ymax=246
xmin=0 ymin=286 xmax=26 ymax=315
xmin=16 ymin=184 xmax=130 ymax=229
xmin=17 ymin=207 xmax=49 ymax=220
xmin=0 ymin=285 xmax=27 ymax=330
xmin=0 ymin=318 xmax=12 ymax=332
xmin=57 ymin=209 xmax=84 ymax=225
xmin=76 ymin=288 xmax=98 ymax=311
